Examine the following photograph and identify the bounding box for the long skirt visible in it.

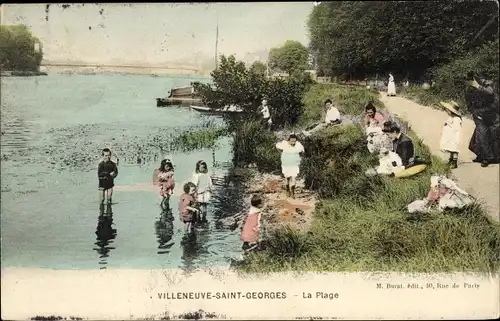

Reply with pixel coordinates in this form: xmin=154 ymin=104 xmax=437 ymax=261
xmin=469 ymin=119 xmax=500 ymax=162
xmin=387 ymin=82 xmax=396 ymax=96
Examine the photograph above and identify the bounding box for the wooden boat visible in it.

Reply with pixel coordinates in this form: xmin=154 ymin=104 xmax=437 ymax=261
xmin=168 ymin=84 xmax=195 ymax=98
xmin=190 ymin=105 xmax=244 ymax=114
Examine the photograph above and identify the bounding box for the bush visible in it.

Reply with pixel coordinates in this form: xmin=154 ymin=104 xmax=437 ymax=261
xmin=232 ymin=119 xmax=280 ymax=173
xmin=430 ymin=38 xmax=499 ymax=103
xmin=170 ymin=123 xmax=227 ymax=152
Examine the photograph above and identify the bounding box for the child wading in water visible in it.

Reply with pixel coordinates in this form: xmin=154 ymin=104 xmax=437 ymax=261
xmin=157 ymin=159 xmax=175 ymax=209
xmin=439 ymin=101 xmax=462 ymax=169
xmin=241 ymin=194 xmax=264 ymax=252
xmin=191 ymin=160 xmax=213 ymax=223
xmin=98 ymin=148 xmax=118 ymax=205
xmin=179 ymin=182 xmax=199 ymax=233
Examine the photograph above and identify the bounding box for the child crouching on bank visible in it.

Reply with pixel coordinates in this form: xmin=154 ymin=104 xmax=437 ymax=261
xmin=241 ymin=194 xmax=264 ymax=252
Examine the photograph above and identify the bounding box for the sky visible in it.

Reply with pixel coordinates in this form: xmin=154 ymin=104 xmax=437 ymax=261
xmin=1 ymin=3 xmax=314 ymax=70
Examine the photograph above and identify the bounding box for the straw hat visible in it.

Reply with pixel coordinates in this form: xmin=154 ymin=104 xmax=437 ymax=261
xmin=439 ymin=100 xmax=461 ymax=116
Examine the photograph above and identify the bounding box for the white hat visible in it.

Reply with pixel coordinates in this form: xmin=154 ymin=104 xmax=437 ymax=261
xmin=439 ymin=101 xmax=461 ymax=116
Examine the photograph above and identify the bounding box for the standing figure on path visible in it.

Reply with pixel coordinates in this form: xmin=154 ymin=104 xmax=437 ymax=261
xmin=383 ymin=125 xmax=415 ymax=168
xmin=363 ymin=102 xmax=386 ymax=127
xmin=387 ymin=73 xmax=396 ymax=97
xmin=241 ymin=194 xmax=264 ymax=252
xmin=465 ymin=72 xmax=500 ymax=167
xmin=191 ymin=160 xmax=213 ymax=222
xmin=439 ymin=101 xmax=463 ymax=169
xmin=157 ymin=159 xmax=175 ymax=209
xmin=98 ymin=148 xmax=118 ymax=205
xmin=276 ymin=134 xmax=305 ymax=198
xmin=179 ymin=182 xmax=199 ymax=233
xmin=259 ymin=98 xmax=272 ymax=130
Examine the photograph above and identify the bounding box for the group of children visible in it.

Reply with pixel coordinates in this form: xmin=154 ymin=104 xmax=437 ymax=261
xmin=97 ymin=150 xmax=262 ymax=251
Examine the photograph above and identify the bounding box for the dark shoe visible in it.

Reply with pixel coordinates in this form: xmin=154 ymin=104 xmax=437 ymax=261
xmin=290 ymin=187 xmax=296 ymax=199
xmin=473 ymin=158 xmax=483 ymax=163
xmin=449 ymin=159 xmax=458 ymax=169
xmin=481 ymin=161 xmax=489 ymax=167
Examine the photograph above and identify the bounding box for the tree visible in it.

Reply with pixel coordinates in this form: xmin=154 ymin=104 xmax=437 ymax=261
xmin=0 ymin=25 xmax=43 ymax=71
xmin=192 ymin=54 xmax=312 ymax=130
xmin=268 ymin=40 xmax=309 ymax=75
xmin=307 ymin=1 xmax=499 ymax=79
xmin=249 ymin=61 xmax=267 ymax=76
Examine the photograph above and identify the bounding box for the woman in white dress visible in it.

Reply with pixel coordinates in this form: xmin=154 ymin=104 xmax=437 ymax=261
xmin=439 ymin=101 xmax=462 ymax=169
xmin=387 ymin=73 xmax=396 ymax=96
xmin=191 ymin=160 xmax=213 ymax=222
xmin=276 ymin=134 xmax=305 ymax=198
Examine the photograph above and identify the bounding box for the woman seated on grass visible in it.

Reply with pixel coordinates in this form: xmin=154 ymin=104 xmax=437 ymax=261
xmin=363 ymin=102 xmax=386 ymax=127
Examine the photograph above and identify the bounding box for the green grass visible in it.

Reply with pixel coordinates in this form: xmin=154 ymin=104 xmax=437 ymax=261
xmin=234 ymin=83 xmax=500 ymax=274
xmin=170 ymin=122 xmax=227 ymax=152
xmin=300 ymin=83 xmax=382 ymax=126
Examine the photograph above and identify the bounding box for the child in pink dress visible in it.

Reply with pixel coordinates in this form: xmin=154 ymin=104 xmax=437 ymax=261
xmin=241 ymin=194 xmax=264 ymax=251
xmin=157 ymin=159 xmax=175 ymax=197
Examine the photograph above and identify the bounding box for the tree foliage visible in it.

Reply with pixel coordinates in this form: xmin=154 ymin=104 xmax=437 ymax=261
xmin=192 ymin=55 xmax=313 ymax=131
xmin=0 ymin=25 xmax=44 ymax=71
xmin=429 ymin=38 xmax=499 ymax=103
xmin=308 ymin=1 xmax=499 ymax=79
xmin=249 ymin=60 xmax=267 ymax=76
xmin=268 ymin=40 xmax=309 ymax=75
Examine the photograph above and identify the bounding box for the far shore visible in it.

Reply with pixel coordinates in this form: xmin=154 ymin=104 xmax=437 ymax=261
xmin=39 ymin=65 xmax=213 ymax=76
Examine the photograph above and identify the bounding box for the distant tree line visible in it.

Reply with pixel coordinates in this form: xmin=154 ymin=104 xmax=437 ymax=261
xmin=0 ymin=25 xmax=44 ymax=71
xmin=308 ymin=1 xmax=499 ymax=82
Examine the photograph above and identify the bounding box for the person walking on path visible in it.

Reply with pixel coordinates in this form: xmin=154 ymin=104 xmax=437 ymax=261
xmin=465 ymin=72 xmax=500 ymax=167
xmin=387 ymin=73 xmax=396 ymax=97
xmin=439 ymin=101 xmax=463 ymax=169
xmin=276 ymin=134 xmax=305 ymax=198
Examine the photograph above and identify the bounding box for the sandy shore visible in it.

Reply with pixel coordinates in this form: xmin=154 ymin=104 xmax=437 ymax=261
xmin=380 ymin=93 xmax=499 ymax=222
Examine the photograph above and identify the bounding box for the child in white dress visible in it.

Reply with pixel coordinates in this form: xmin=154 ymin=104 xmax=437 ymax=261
xmin=439 ymin=101 xmax=462 ymax=169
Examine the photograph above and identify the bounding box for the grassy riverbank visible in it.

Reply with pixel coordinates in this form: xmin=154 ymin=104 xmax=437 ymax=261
xmin=235 ymin=83 xmax=500 ymax=273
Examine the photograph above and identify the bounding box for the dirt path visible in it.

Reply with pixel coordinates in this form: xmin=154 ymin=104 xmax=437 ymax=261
xmin=379 ymin=93 xmax=499 ymax=222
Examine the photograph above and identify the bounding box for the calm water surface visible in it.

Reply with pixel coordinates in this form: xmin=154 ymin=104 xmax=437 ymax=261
xmin=0 ymin=73 xmax=244 ymax=270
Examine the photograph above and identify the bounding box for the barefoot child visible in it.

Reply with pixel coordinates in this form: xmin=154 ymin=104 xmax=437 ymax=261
xmin=98 ymin=148 xmax=118 ymax=205
xmin=179 ymin=182 xmax=199 ymax=233
xmin=276 ymin=134 xmax=305 ymax=198
xmin=157 ymin=159 xmax=175 ymax=208
xmin=191 ymin=160 xmax=213 ymax=222
xmin=241 ymin=194 xmax=264 ymax=252
xmin=439 ymin=101 xmax=462 ymax=169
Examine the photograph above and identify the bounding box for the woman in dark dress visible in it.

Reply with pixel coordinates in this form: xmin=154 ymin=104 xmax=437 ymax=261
xmin=465 ymin=72 xmax=500 ymax=167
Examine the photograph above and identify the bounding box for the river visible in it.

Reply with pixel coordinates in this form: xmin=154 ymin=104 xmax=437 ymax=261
xmin=0 ymin=73 xmax=245 ymax=271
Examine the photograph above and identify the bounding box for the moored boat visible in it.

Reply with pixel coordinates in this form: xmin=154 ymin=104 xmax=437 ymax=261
xmin=190 ymin=105 xmax=244 ymax=114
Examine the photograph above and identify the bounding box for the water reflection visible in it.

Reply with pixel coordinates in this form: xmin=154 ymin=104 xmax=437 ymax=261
xmin=180 ymin=228 xmax=211 ymax=272
xmin=94 ymin=203 xmax=117 ymax=269
xmin=154 ymin=208 xmax=175 ymax=254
